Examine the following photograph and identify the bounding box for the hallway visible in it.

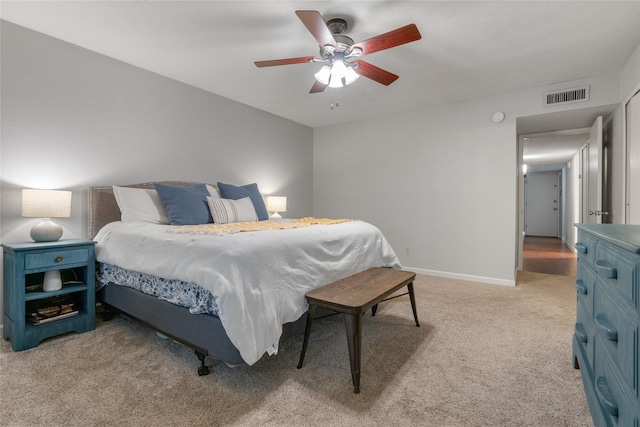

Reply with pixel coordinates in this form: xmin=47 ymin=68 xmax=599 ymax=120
xmin=522 ymin=236 xmax=577 ymax=277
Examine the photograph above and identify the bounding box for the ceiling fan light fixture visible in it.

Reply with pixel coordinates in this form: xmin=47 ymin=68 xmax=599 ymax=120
xmin=318 ymin=60 xmax=359 ymax=88
xmin=314 ymin=65 xmax=332 ymax=85
xmin=344 ymin=64 xmax=360 ymax=85
xmin=329 ymin=59 xmax=348 ymax=87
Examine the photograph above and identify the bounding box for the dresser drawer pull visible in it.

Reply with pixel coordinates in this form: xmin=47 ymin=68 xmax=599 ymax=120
xmin=575 ymin=243 xmax=587 ymax=254
xmin=595 ymin=376 xmax=618 ymax=417
xmin=595 ymin=313 xmax=617 ymax=342
xmin=574 ymin=280 xmax=588 ymax=295
xmin=55 ymin=256 xmax=63 ymax=263
xmin=594 ymin=261 xmax=617 ymax=279
xmin=574 ymin=323 xmax=587 ymax=343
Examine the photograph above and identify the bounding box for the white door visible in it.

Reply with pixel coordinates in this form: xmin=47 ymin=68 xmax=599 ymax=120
xmin=586 ymin=116 xmax=603 ymax=224
xmin=525 ymin=172 xmax=560 ymax=237
xmin=627 ymin=91 xmax=640 ymax=224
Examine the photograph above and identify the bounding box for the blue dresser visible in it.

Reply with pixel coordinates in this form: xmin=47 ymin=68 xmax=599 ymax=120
xmin=574 ymin=224 xmax=640 ymax=427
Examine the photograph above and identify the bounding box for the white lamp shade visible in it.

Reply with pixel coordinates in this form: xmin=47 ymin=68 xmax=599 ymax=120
xmin=266 ymin=196 xmax=287 ymax=213
xmin=314 ymin=65 xmax=331 ymax=85
xmin=344 ymin=65 xmax=360 ymax=85
xmin=315 ymin=62 xmax=360 ymax=88
xmin=22 ymin=189 xmax=72 ymax=242
xmin=328 ymin=60 xmax=347 ymax=88
xmin=22 ymin=189 xmax=72 ymax=218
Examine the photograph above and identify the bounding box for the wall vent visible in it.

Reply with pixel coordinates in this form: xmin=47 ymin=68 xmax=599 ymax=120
xmin=543 ymin=86 xmax=590 ymax=107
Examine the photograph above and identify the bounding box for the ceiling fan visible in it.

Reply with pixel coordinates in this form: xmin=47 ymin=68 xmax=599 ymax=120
xmin=254 ymin=10 xmax=422 ymax=93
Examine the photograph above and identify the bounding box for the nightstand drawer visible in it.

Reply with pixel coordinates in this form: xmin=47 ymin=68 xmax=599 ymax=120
xmin=595 ymin=240 xmax=638 ymax=310
xmin=25 ymin=248 xmax=89 ymax=270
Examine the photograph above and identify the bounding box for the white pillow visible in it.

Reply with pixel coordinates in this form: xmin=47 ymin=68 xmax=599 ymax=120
xmin=112 ymin=186 xmax=170 ymax=224
xmin=207 ymin=196 xmax=258 ymax=224
xmin=206 ymin=184 xmax=221 ymax=199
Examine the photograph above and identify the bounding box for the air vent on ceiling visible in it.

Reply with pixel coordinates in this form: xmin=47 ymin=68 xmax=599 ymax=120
xmin=543 ymin=85 xmax=590 ymax=107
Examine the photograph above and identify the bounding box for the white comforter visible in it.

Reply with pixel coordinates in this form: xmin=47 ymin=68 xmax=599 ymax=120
xmin=93 ymin=220 xmax=400 ymax=365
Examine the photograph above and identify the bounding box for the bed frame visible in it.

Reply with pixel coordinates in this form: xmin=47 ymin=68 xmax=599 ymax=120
xmin=89 ymin=182 xmax=319 ymax=375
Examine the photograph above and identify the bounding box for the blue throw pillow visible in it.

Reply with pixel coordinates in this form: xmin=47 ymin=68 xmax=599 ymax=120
xmin=154 ymin=183 xmax=213 ymax=225
xmin=217 ymin=182 xmax=269 ymax=220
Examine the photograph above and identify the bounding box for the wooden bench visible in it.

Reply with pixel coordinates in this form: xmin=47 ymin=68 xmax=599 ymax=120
xmin=297 ymin=267 xmax=419 ymax=393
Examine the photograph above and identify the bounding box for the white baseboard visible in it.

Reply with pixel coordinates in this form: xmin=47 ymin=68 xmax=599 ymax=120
xmin=402 ymin=266 xmax=516 ymax=287
xmin=562 ymin=238 xmax=578 ymax=253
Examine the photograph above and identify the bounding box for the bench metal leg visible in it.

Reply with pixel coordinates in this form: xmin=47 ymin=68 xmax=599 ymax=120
xmin=344 ymin=312 xmax=363 ymax=394
xmin=297 ymin=305 xmax=316 ymax=369
xmin=407 ymin=282 xmax=420 ymax=327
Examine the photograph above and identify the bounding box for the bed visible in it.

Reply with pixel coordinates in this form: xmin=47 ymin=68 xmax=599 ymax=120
xmin=89 ymin=181 xmax=400 ymax=374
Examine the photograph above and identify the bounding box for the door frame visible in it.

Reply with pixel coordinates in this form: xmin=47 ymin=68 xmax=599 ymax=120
xmin=626 ymin=89 xmax=640 ymax=223
xmin=516 ymin=128 xmax=589 ymax=273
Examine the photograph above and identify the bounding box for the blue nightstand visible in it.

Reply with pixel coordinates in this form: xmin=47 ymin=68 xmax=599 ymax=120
xmin=2 ymin=239 xmax=96 ymax=351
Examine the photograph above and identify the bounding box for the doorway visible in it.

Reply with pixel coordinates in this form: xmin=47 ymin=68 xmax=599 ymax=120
xmin=516 ymin=105 xmax=619 ymax=276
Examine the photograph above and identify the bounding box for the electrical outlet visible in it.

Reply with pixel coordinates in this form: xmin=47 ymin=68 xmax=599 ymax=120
xmin=405 ymin=247 xmax=411 ymax=255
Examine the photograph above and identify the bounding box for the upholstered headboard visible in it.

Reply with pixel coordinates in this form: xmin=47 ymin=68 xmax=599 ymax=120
xmin=88 ymin=181 xmax=213 ymax=239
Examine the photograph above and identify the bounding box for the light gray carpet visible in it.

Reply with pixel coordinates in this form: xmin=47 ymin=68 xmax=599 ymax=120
xmin=0 ymin=272 xmax=592 ymax=426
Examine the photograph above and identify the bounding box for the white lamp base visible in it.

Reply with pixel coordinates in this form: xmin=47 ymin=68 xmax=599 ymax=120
xmin=270 ymin=212 xmax=282 ymax=219
xmin=43 ymin=270 xmax=62 ymax=292
xmin=30 ymin=218 xmax=63 ymax=242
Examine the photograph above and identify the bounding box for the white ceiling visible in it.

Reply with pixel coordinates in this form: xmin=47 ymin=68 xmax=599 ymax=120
xmin=2 ymin=1 xmax=639 ymax=130
xmin=523 ymin=132 xmax=588 ymax=173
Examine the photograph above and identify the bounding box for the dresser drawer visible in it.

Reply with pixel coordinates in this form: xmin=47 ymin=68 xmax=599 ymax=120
xmin=575 ymin=299 xmax=596 ymax=370
xmin=576 ymin=231 xmax=597 ymax=266
xmin=25 ymin=248 xmax=90 ymax=271
xmin=595 ymin=239 xmax=639 ymax=310
xmin=594 ymin=286 xmax=638 ymax=395
xmin=594 ymin=341 xmax=638 ymax=426
xmin=576 ymin=260 xmax=597 ymax=315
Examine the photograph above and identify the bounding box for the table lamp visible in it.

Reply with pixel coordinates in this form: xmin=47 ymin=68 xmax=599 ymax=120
xmin=22 ymin=189 xmax=72 ymax=243
xmin=22 ymin=189 xmax=72 ymax=292
xmin=266 ymin=196 xmax=287 ymax=219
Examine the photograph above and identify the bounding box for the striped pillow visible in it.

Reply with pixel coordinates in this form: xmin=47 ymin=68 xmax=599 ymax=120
xmin=207 ymin=196 xmax=258 ymax=224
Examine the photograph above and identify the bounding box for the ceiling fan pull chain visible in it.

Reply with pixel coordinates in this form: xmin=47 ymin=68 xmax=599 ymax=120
xmin=330 ymin=88 xmax=339 ymax=110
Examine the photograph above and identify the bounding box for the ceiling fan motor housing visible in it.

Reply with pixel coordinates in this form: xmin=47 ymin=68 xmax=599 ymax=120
xmin=326 ymin=18 xmax=348 ymax=35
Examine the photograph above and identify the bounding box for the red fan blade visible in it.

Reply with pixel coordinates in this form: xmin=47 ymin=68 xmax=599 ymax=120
xmin=295 ymin=10 xmax=337 ymax=48
xmin=255 ymin=56 xmax=317 ymax=67
xmin=309 ymin=80 xmax=327 ymax=93
xmin=352 ymin=60 xmax=399 ymax=86
xmin=353 ymin=24 xmax=421 ymax=56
